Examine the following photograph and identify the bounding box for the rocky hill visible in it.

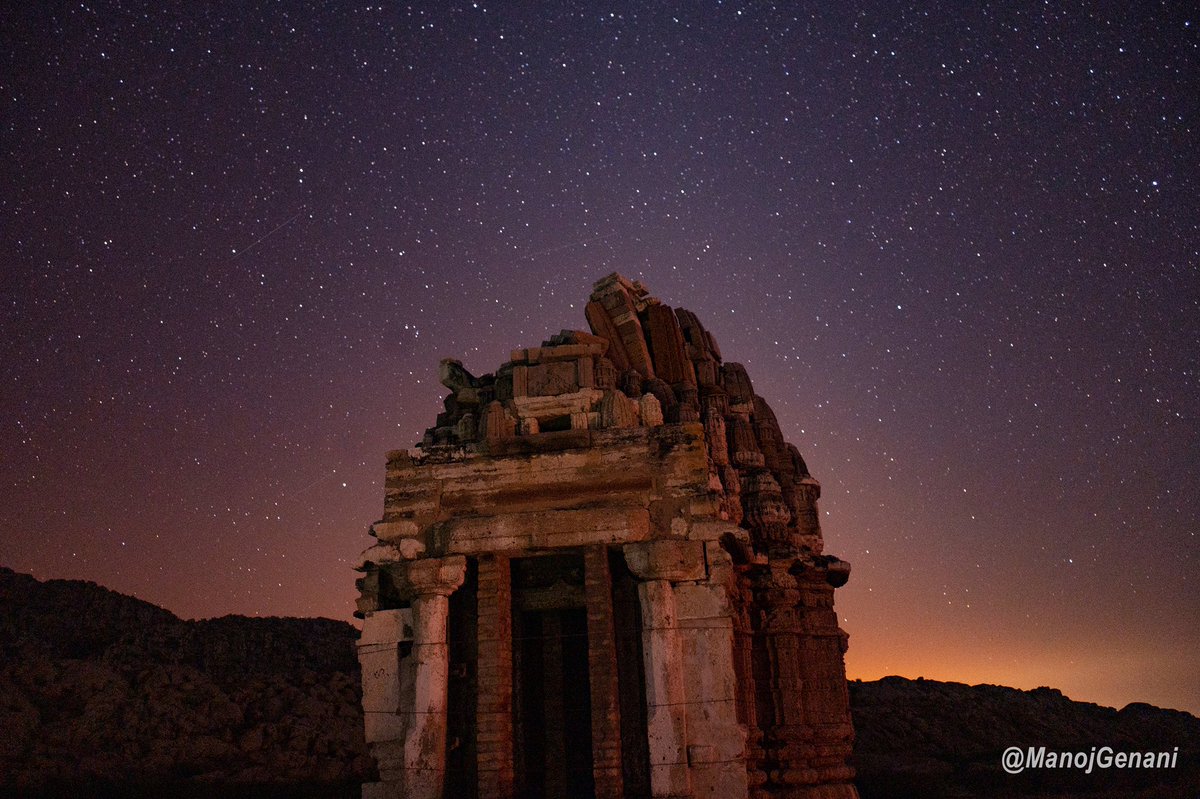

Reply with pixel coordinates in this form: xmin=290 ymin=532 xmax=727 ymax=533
xmin=2 ymin=567 xmax=1195 ymax=798
xmin=0 ymin=567 xmax=373 ymax=797
xmin=852 ymin=676 xmax=1200 ymax=799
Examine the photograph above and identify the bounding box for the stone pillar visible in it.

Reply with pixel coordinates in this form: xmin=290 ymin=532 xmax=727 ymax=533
xmin=625 ymin=540 xmax=706 ymax=798
xmin=584 ymin=545 xmax=624 ymax=799
xmin=640 ymin=578 xmax=689 ymax=797
xmin=675 ymin=544 xmax=749 ymax=799
xmin=380 ymin=555 xmax=466 ymax=799
xmin=751 ymin=560 xmax=859 ymax=799
xmin=729 ymin=569 xmax=767 ymax=794
xmin=791 ymin=569 xmax=857 ymax=797
xmin=358 ymin=607 xmax=414 ymax=745
xmin=475 ymin=554 xmax=515 ymax=798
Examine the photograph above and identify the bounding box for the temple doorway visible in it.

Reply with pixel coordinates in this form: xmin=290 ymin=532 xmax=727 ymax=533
xmin=512 ymin=554 xmax=595 ymax=799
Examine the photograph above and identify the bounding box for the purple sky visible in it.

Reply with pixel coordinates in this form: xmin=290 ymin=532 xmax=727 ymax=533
xmin=3 ymin=3 xmax=1197 ymax=713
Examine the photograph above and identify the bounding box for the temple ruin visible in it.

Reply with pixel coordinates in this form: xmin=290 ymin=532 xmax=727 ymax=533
xmin=355 ymin=274 xmax=859 ymax=799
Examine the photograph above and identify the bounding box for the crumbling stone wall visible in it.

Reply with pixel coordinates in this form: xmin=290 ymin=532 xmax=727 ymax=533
xmin=356 ymin=274 xmax=858 ymax=799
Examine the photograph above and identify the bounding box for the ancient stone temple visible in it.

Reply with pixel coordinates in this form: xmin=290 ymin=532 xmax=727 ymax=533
xmin=355 ymin=274 xmax=859 ymax=799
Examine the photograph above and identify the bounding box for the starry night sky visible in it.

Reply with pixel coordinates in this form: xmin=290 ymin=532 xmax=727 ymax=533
xmin=3 ymin=3 xmax=1197 ymax=714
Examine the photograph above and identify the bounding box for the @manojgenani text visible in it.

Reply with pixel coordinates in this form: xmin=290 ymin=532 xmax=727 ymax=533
xmin=1002 ymin=745 xmax=1179 ymax=775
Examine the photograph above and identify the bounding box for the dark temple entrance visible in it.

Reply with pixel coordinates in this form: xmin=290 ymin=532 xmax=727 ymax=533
xmin=512 ymin=554 xmax=595 ymax=799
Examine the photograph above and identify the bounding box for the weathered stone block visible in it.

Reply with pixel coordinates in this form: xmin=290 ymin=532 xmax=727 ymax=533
xmin=674 ymin=583 xmax=727 ymax=620
xmin=585 ymin=300 xmax=632 ymax=371
xmin=640 ymin=392 xmax=664 ymax=426
xmin=535 ymin=343 xmax=599 ymax=361
xmin=439 ymin=358 xmax=478 ymax=391
xmin=721 ymin=362 xmax=755 ymax=405
xmin=599 ymin=389 xmax=638 ymax=429
xmin=443 ymin=507 xmax=651 ymax=553
xmin=643 ymin=302 xmax=697 ymax=386
xmin=511 ymin=364 xmax=528 ymax=397
xmin=525 ymin=360 xmax=579 ymax=396
xmin=358 ymin=540 xmax=424 ymax=567
xmin=624 ymin=539 xmax=706 ymax=582
xmin=372 ymin=520 xmax=420 ymax=541
xmin=358 ymin=609 xmax=414 ymax=744
xmin=382 ymin=480 xmax=441 ymax=524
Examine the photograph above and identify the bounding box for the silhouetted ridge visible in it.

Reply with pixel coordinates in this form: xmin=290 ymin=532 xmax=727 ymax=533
xmin=852 ymin=676 xmax=1200 ymax=799
xmin=0 ymin=567 xmax=372 ymax=797
xmin=3 ymin=568 xmax=1195 ymax=798
xmin=0 ymin=566 xmax=177 ymax=660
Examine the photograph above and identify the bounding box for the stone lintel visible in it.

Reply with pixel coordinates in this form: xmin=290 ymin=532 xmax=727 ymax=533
xmin=444 ymin=507 xmax=651 ymax=554
xmin=416 ymin=432 xmax=700 ymax=517
xmin=391 ymin=447 xmax=476 ymax=470
xmin=395 ymin=425 xmax=705 ymax=488
xmin=510 ymin=342 xmax=608 ymax=364
xmin=511 ymin=388 xmax=605 ymax=419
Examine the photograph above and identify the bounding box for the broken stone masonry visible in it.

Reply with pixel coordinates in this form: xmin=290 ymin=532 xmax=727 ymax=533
xmin=355 ymin=274 xmax=859 ymax=799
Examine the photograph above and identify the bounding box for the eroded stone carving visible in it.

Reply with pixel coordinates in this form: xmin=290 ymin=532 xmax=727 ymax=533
xmin=357 ymin=274 xmax=858 ymax=799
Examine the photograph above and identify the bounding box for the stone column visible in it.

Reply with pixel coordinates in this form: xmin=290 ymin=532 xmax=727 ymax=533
xmin=640 ymin=578 xmax=689 ymax=797
xmin=751 ymin=559 xmax=859 ymax=799
xmin=393 ymin=555 xmax=467 ymax=799
xmin=625 ymin=540 xmax=706 ymax=798
xmin=791 ymin=566 xmax=857 ymax=798
xmin=359 ymin=607 xmax=414 ymax=746
xmin=675 ymin=542 xmax=749 ymax=799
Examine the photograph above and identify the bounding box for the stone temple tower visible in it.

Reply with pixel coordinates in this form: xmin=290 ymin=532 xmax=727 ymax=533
xmin=355 ymin=274 xmax=859 ymax=799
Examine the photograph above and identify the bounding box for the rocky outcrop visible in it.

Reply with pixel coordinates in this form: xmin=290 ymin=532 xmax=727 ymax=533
xmin=0 ymin=567 xmax=373 ymax=797
xmin=852 ymin=676 xmax=1200 ymax=799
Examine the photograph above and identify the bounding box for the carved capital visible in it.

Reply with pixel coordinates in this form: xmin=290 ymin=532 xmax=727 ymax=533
xmin=405 ymin=555 xmax=467 ymax=597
